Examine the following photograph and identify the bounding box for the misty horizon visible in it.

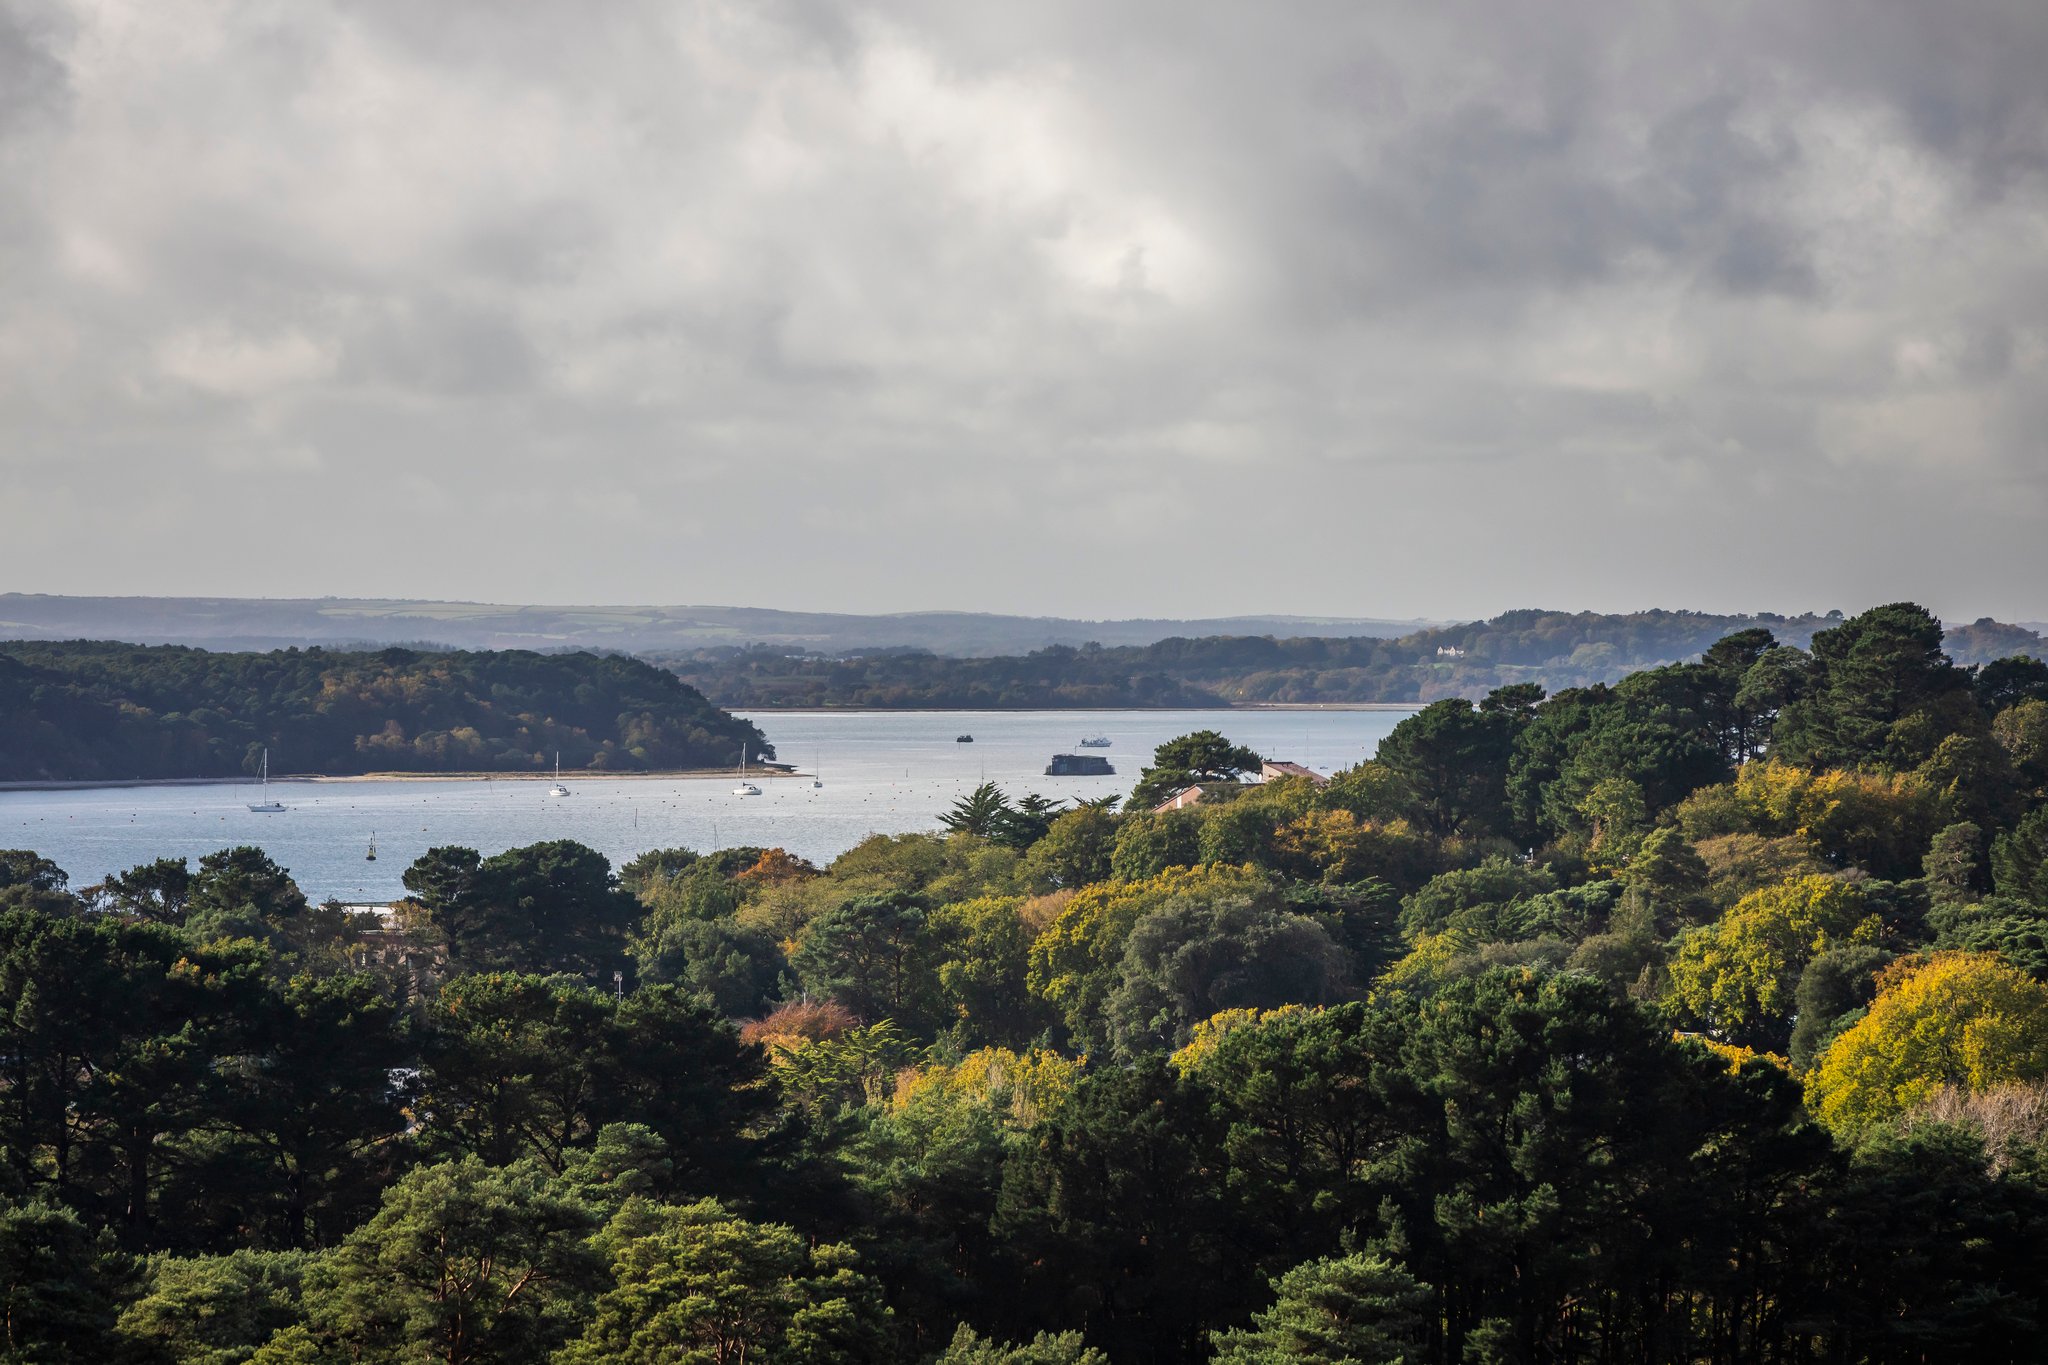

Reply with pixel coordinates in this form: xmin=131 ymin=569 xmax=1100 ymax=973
xmin=4 ymin=592 xmax=2044 ymax=673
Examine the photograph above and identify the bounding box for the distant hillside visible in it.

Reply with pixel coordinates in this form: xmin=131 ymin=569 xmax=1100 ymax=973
xmin=0 ymin=642 xmax=764 ymax=782
xmin=0 ymin=595 xmax=1436 ymax=658
xmin=669 ymin=608 xmax=2048 ymax=708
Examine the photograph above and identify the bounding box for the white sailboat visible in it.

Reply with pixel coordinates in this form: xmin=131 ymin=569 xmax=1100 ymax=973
xmin=549 ymin=752 xmax=572 ymax=797
xmin=812 ymin=748 xmax=823 ymax=789
xmin=247 ymin=748 xmax=286 ymax=812
xmin=733 ymin=746 xmax=762 ymax=797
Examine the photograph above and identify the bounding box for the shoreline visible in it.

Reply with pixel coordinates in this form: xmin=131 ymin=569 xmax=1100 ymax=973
xmin=1 ymin=704 xmax=1422 ymax=793
xmin=730 ymin=702 xmax=1426 ymax=714
xmin=0 ymin=767 xmax=808 ymax=794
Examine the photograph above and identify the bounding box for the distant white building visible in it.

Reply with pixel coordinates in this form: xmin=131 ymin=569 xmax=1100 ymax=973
xmin=1436 ymin=645 xmax=1465 ymax=658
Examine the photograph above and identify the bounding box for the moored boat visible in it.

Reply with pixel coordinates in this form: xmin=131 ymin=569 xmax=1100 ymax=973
xmin=247 ymin=748 xmax=286 ymax=812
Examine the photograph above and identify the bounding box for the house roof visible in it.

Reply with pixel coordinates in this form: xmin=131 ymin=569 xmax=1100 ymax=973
xmin=1258 ymin=760 xmax=1328 ymax=785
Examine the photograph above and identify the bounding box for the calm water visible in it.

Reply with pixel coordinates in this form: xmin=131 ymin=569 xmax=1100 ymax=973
xmin=0 ymin=709 xmax=1415 ymax=903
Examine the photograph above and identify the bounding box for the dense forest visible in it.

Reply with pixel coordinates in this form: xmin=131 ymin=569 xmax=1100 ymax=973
xmin=0 ymin=641 xmax=767 ymax=781
xmin=665 ymin=608 xmax=2048 ymax=708
xmin=9 ymin=601 xmax=2048 ymax=1360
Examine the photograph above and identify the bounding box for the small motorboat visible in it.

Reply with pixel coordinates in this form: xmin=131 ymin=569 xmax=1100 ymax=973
xmin=956 ymin=734 xmax=975 ymax=743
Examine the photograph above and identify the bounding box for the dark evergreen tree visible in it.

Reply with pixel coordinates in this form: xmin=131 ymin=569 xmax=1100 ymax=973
xmin=1771 ymin=603 xmax=1973 ymax=769
xmin=791 ymin=894 xmax=947 ymax=1034
xmin=403 ymin=841 xmax=638 ymax=976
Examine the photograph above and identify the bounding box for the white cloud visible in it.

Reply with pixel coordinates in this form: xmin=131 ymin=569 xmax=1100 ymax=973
xmin=156 ymin=328 xmax=338 ymax=396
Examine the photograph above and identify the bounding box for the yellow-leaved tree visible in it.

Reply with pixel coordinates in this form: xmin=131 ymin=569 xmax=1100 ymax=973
xmin=891 ymin=1047 xmax=1082 ymax=1129
xmin=1665 ymin=875 xmax=1872 ymax=1048
xmin=1169 ymin=1004 xmax=1313 ymax=1076
xmin=1269 ymin=809 xmax=1431 ymax=886
xmin=1807 ymin=952 xmax=2048 ymax=1137
xmin=1685 ymin=1035 xmax=1788 ymax=1075
xmin=1374 ymin=928 xmax=1477 ymax=999
xmin=1722 ymin=760 xmax=1940 ymax=878
xmin=1026 ymin=863 xmax=1268 ymax=1046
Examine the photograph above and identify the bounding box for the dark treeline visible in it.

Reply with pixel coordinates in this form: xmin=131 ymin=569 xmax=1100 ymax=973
xmin=0 ymin=640 xmax=766 ymax=781
xmin=7 ymin=600 xmax=2048 ymax=1361
xmin=664 ymin=607 xmax=2047 ymax=708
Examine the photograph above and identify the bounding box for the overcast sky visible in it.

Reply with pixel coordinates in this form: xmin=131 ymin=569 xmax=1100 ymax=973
xmin=2 ymin=1 xmax=2044 ymax=623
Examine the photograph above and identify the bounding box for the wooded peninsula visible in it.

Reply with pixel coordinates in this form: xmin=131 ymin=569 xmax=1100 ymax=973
xmin=3 ymin=601 xmax=2048 ymax=1360
xmin=0 ymin=641 xmax=767 ymax=782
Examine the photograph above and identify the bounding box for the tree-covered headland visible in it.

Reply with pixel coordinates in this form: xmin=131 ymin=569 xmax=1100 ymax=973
xmin=0 ymin=641 xmax=766 ymax=781
xmin=8 ymin=601 xmax=2048 ymax=1361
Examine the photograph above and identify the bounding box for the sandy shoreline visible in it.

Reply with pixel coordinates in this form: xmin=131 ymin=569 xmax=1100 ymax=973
xmin=732 ymin=703 xmax=1425 ymax=714
xmin=1 ymin=703 xmax=1421 ymax=792
xmin=0 ymin=768 xmax=807 ymax=794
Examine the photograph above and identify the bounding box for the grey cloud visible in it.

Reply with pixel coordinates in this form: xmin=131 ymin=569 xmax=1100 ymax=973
xmin=0 ymin=0 xmax=2044 ymax=622
xmin=1776 ymin=0 xmax=2048 ymax=200
xmin=0 ymin=6 xmax=65 ymax=133
xmin=338 ymin=297 xmax=540 ymax=396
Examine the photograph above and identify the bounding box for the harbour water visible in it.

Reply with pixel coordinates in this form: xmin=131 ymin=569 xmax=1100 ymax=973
xmin=0 ymin=708 xmax=1416 ymax=902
